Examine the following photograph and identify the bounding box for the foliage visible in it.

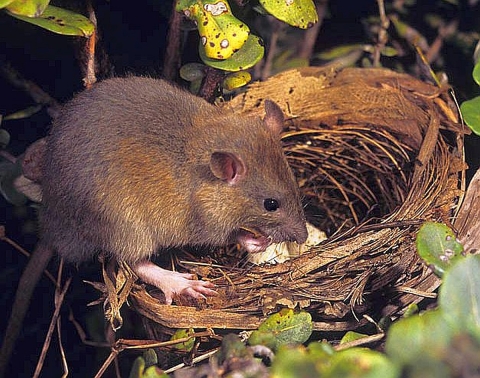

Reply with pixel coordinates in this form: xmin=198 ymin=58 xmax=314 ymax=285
xmin=123 ymin=224 xmax=480 ymax=377
xmin=1 ymin=0 xmax=94 ymax=36
xmin=131 ymin=252 xmax=479 ymax=377
xmin=176 ymin=0 xmax=252 ymax=61
xmin=258 ymin=0 xmax=318 ymax=29
xmin=385 ymin=254 xmax=480 ymax=377
xmin=176 ymin=0 xmax=317 ymax=60
xmin=415 ymin=221 xmax=465 ymax=276
xmin=460 ymin=53 xmax=480 ymax=135
xmin=170 ymin=328 xmax=195 ymax=352
xmin=248 ymin=308 xmax=313 ymax=351
xmin=0 ymin=112 xmax=30 ymax=206
xmin=176 ymin=0 xmax=317 ymax=90
xmin=0 ymin=158 xmax=25 ymax=206
xmin=129 ymin=349 xmax=168 ymax=378
xmin=197 ymin=33 xmax=264 ymax=72
xmin=269 ymin=342 xmax=399 ymax=378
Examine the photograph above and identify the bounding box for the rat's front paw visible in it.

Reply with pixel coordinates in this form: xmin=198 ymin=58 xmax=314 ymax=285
xmin=132 ymin=260 xmax=217 ymax=304
xmin=162 ymin=273 xmax=217 ymax=304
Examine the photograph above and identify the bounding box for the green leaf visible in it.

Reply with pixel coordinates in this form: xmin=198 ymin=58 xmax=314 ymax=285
xmin=248 ymin=308 xmax=312 ymax=350
xmin=0 ymin=0 xmax=16 ymax=10
xmin=461 ymin=96 xmax=480 ymax=136
xmin=177 ymin=0 xmax=250 ymax=60
xmin=473 ymin=61 xmax=480 ymax=86
xmin=176 ymin=0 xmax=196 ymax=7
xmin=128 ymin=351 xmax=166 ymax=378
xmin=142 ymin=349 xmax=158 ymax=368
xmin=340 ymin=331 xmax=368 ymax=344
xmin=142 ymin=365 xmax=168 ymax=378
xmin=259 ymin=0 xmax=318 ymax=29
xmin=222 ymin=71 xmax=251 ymax=90
xmin=402 ymin=303 xmax=419 ymax=318
xmin=385 ymin=309 xmax=455 ymax=366
xmin=316 ymin=44 xmax=364 ymax=60
xmin=179 ymin=63 xmax=206 ymax=82
xmin=0 ymin=128 xmax=10 ymax=149
xmin=323 ymin=348 xmax=400 ymax=378
xmin=416 ymin=222 xmax=464 ymax=276
xmin=271 ymin=344 xmax=321 ymax=378
xmin=271 ymin=50 xmax=309 ymax=73
xmin=440 ymin=254 xmax=480 ymax=340
xmin=4 ymin=0 xmax=49 ymax=17
xmin=0 ymin=159 xmax=28 ymax=206
xmin=217 ymin=334 xmax=251 ymax=364
xmin=3 ymin=105 xmax=43 ymax=121
xmin=170 ymin=328 xmax=195 ymax=351
xmin=307 ymin=341 xmax=335 ymax=358
xmin=384 ymin=255 xmax=480 ymax=377
xmin=380 ymin=46 xmax=398 ymax=57
xmin=128 ymin=356 xmax=146 ymax=378
xmin=199 ymin=33 xmax=264 ymax=71
xmin=7 ymin=5 xmax=95 ymax=37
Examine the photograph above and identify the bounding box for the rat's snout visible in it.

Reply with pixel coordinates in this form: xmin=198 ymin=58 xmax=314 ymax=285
xmin=278 ymin=220 xmax=308 ymax=245
xmin=292 ymin=221 xmax=308 ymax=245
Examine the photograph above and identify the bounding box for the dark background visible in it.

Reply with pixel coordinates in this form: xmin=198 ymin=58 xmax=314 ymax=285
xmin=1 ymin=0 xmax=479 ymax=376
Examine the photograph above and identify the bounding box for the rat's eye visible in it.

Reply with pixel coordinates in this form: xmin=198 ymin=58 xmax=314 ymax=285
xmin=264 ymin=198 xmax=280 ymax=212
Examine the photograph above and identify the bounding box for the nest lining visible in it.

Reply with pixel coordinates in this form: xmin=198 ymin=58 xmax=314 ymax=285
xmin=125 ymin=66 xmax=466 ymax=333
xmin=284 ymin=125 xmax=414 ymax=233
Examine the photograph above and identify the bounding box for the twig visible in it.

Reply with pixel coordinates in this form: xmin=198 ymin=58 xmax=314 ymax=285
xmin=0 ymin=226 xmax=56 ymax=284
xmin=261 ymin=17 xmax=283 ymax=80
xmin=373 ymin=0 xmax=390 ymax=67
xmin=298 ymin=0 xmax=327 ymax=60
xmin=58 ymin=314 xmax=68 ymax=378
xmin=163 ymin=1 xmax=183 ymax=81
xmin=116 ymin=330 xmax=216 ymax=350
xmin=68 ymin=308 xmax=110 ymax=348
xmin=33 ymin=276 xmax=72 ymax=378
xmin=94 ymin=349 xmax=120 ymax=378
xmin=164 ymin=348 xmax=219 ymax=374
xmin=0 ymin=150 xmax=16 ymax=163
xmin=93 ymin=330 xmax=216 ymax=377
xmin=334 ymin=332 xmax=385 ymax=351
xmin=55 ymin=260 xmax=69 ymax=378
xmin=395 ymin=285 xmax=437 ymax=299
xmin=198 ymin=67 xmax=223 ymax=102
xmin=411 ymin=108 xmax=440 ymax=184
xmin=425 ymin=19 xmax=458 ymax=64
xmin=83 ymin=0 xmax=98 ymax=88
xmin=0 ymin=58 xmax=60 ymax=118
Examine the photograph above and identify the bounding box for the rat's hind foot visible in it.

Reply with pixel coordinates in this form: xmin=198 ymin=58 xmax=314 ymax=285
xmin=133 ymin=260 xmax=217 ymax=305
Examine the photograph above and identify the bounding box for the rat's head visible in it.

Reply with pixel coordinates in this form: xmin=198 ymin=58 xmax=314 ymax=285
xmin=191 ymin=100 xmax=308 ymax=253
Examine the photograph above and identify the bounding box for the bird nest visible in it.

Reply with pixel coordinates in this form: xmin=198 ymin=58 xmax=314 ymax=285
xmin=123 ymin=66 xmax=466 ymax=334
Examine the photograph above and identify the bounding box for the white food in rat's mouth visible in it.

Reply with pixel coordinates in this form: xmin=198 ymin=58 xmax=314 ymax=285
xmin=249 ymin=222 xmax=327 ymax=265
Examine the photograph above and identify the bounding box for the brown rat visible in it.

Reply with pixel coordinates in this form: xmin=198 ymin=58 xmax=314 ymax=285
xmin=41 ymin=76 xmax=307 ymax=298
xmin=0 ymin=77 xmax=307 ymax=375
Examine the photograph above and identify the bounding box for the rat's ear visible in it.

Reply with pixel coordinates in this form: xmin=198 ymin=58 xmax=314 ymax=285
xmin=210 ymin=152 xmax=246 ymax=184
xmin=263 ymin=100 xmax=285 ymax=136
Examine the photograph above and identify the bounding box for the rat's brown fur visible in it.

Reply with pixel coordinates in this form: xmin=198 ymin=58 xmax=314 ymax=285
xmin=0 ymin=77 xmax=307 ymax=376
xmin=41 ymin=76 xmax=307 ymax=264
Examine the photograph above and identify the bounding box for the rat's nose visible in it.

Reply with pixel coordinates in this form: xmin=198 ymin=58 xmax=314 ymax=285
xmin=294 ymin=222 xmax=308 ymax=244
xmin=284 ymin=221 xmax=308 ymax=244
